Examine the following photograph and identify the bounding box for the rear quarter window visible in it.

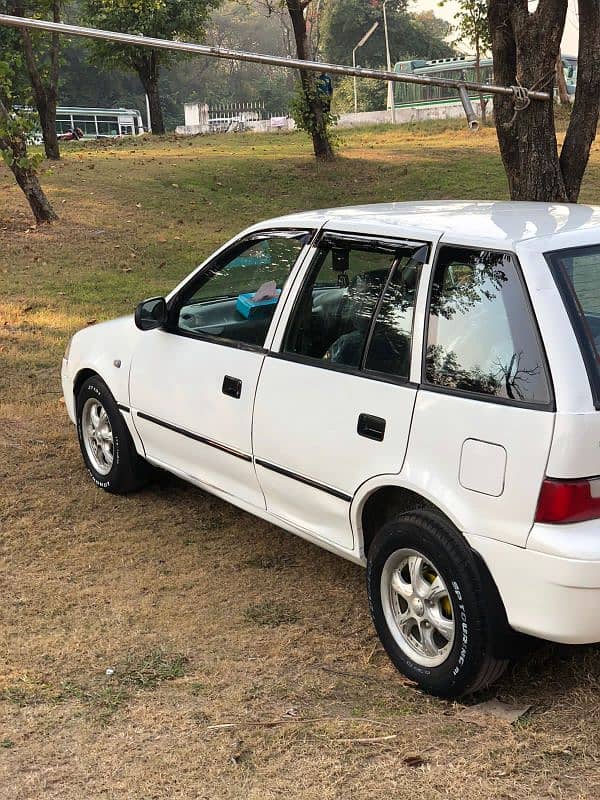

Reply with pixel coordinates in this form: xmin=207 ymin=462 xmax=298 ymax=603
xmin=425 ymin=246 xmax=551 ymax=406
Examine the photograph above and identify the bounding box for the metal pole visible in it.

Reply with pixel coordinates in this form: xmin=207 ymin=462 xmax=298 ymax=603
xmin=352 ymin=21 xmax=380 ymax=114
xmin=383 ymin=0 xmax=395 ymax=125
xmin=458 ymin=85 xmax=479 ymax=131
xmin=352 ymin=47 xmax=358 ymax=114
xmin=0 ymin=14 xmax=551 ymax=103
xmin=145 ymin=93 xmax=151 ymax=133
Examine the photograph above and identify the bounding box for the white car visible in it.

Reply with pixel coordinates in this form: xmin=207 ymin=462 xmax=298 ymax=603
xmin=62 ymin=201 xmax=600 ymax=697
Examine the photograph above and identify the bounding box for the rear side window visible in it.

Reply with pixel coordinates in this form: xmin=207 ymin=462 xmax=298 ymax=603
xmin=425 ymin=247 xmax=551 ymax=405
xmin=282 ymin=239 xmax=426 ymax=379
xmin=283 ymin=245 xmax=398 ymax=368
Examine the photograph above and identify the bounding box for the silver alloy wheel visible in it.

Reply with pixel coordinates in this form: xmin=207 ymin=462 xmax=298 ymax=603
xmin=380 ymin=548 xmax=455 ymax=668
xmin=81 ymin=397 xmax=114 ymax=476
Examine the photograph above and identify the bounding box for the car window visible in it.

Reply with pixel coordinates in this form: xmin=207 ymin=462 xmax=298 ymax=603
xmin=547 ymin=245 xmax=600 ymax=354
xmin=425 ymin=246 xmax=551 ymax=404
xmin=175 ymin=232 xmax=309 ymax=347
xmin=546 ymin=245 xmax=600 ymax=406
xmin=364 ymin=245 xmax=427 ymax=379
xmin=282 ymin=244 xmax=397 ymax=369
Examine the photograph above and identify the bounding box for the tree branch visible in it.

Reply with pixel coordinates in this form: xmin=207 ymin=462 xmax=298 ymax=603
xmin=560 ymin=0 xmax=600 ymax=201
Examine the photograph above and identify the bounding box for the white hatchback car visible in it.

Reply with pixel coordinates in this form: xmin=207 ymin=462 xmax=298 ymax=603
xmin=62 ymin=201 xmax=600 ymax=697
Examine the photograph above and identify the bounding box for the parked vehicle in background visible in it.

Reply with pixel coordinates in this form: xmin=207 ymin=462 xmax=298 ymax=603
xmin=394 ymin=55 xmax=578 ymax=111
xmin=54 ymin=107 xmax=145 ymax=138
xmin=61 ymin=201 xmax=600 ymax=698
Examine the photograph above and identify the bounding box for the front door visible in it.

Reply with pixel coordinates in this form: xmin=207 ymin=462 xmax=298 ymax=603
xmin=253 ymin=233 xmax=430 ymax=549
xmin=129 ymin=229 xmax=312 ymax=508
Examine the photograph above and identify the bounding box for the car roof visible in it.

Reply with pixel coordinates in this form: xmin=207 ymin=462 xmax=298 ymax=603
xmin=259 ymin=201 xmax=600 ymax=251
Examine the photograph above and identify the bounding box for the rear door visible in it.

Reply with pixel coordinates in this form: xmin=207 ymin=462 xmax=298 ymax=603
xmin=252 ymin=233 xmax=430 ymax=550
xmin=407 ymin=244 xmax=555 ymax=547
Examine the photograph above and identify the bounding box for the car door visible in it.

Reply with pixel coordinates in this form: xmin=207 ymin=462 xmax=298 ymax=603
xmin=407 ymin=244 xmax=555 ymax=547
xmin=252 ymin=232 xmax=430 ymax=550
xmin=129 ymin=228 xmax=312 ymax=508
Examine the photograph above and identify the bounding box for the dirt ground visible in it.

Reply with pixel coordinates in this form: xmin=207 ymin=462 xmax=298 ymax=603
xmin=1 ymin=127 xmax=600 ymax=799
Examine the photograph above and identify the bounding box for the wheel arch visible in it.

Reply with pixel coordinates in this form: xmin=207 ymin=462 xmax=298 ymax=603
xmin=353 ymin=479 xmax=458 ymax=560
xmin=73 ymin=367 xmax=101 ymax=402
xmin=353 ymin=478 xmax=522 ymax=659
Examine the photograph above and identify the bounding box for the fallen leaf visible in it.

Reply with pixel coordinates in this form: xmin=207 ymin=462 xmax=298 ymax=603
xmin=458 ymin=699 xmax=532 ymax=726
xmin=403 ymin=754 xmax=427 ymax=768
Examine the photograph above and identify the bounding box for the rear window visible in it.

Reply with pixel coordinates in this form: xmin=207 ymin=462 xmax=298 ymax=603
xmin=546 ymin=245 xmax=600 ymax=406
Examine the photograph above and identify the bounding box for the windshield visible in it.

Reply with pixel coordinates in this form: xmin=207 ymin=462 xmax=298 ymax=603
xmin=547 ymin=245 xmax=600 ymax=403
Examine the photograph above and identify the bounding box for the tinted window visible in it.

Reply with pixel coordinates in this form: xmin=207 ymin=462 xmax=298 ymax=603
xmin=364 ymin=246 xmax=427 ymax=379
xmin=548 ymin=245 xmax=600 ymax=356
xmin=175 ymin=232 xmax=308 ymax=347
xmin=425 ymin=247 xmax=550 ymax=404
xmin=283 ymin=244 xmax=396 ymax=368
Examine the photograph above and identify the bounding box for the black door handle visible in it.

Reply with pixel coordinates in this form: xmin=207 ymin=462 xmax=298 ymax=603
xmin=357 ymin=413 xmax=386 ymax=442
xmin=222 ymin=375 xmax=242 ymax=399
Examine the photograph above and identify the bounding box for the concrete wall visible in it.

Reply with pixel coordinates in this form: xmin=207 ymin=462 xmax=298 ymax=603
xmin=336 ymin=99 xmax=489 ymax=128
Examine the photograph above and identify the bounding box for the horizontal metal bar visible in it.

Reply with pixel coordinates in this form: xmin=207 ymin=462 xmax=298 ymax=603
xmin=0 ymin=14 xmax=551 ymax=102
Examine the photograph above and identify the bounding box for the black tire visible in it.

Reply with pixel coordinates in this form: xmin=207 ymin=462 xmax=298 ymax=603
xmin=76 ymin=375 xmax=149 ymax=494
xmin=366 ymin=509 xmax=508 ymax=698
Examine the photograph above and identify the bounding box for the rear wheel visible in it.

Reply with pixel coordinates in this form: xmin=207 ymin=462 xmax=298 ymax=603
xmin=76 ymin=375 xmax=149 ymax=494
xmin=366 ymin=510 xmax=508 ymax=698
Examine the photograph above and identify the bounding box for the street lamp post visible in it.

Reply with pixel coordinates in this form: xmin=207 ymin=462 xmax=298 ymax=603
xmin=352 ymin=21 xmax=379 ymax=114
xmin=382 ymin=0 xmax=396 ymax=124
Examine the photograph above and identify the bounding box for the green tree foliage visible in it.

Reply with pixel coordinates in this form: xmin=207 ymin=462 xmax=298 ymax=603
xmin=0 ymin=32 xmax=57 ymax=223
xmin=332 ymin=76 xmax=385 ymax=114
xmin=320 ymin=0 xmax=453 ymax=68
xmin=59 ymin=1 xmax=296 ymax=130
xmin=83 ymin=0 xmax=221 ymax=134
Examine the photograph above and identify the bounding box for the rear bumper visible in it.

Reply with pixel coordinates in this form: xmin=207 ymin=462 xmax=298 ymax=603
xmin=467 ymin=527 xmax=600 ymax=644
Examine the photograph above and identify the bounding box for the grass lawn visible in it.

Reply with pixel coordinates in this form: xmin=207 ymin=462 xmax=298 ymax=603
xmin=1 ymin=122 xmax=600 ymax=799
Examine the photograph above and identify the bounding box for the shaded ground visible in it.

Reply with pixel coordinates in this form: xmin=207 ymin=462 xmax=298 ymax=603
xmin=1 ymin=124 xmax=600 ymax=799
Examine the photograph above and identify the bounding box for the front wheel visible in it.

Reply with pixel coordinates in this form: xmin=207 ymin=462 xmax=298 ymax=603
xmin=366 ymin=510 xmax=508 ymax=698
xmin=76 ymin=375 xmax=149 ymax=494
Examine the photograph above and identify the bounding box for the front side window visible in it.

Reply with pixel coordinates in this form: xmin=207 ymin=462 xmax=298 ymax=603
xmin=283 ymin=239 xmax=425 ymax=376
xmin=174 ymin=231 xmax=310 ymax=347
xmin=425 ymin=246 xmax=551 ymax=405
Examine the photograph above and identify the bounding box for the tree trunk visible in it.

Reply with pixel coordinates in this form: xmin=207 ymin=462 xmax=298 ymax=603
xmin=555 ymin=52 xmax=570 ymax=105
xmin=0 ymin=122 xmax=58 ymax=224
xmin=488 ymin=0 xmax=568 ymax=201
xmin=287 ymin=0 xmax=334 ymax=162
xmin=36 ymin=93 xmax=60 ymax=160
xmin=560 ymin=1 xmax=600 ymax=201
xmin=11 ymin=157 xmax=58 ymax=224
xmin=16 ymin=1 xmax=61 ymax=160
xmin=137 ymin=52 xmax=165 ymax=135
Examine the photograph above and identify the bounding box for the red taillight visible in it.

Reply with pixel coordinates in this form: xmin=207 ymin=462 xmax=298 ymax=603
xmin=535 ymin=477 xmax=600 ymax=524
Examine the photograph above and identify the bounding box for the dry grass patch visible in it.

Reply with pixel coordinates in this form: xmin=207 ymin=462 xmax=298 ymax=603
xmin=1 ymin=126 xmax=600 ymax=799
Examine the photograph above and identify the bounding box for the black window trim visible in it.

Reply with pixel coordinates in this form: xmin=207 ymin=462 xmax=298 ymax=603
xmin=273 ymin=230 xmax=431 ymax=386
xmin=164 ymin=227 xmax=316 ymax=352
xmin=544 ymin=245 xmax=600 ymax=411
xmin=421 ymin=242 xmax=556 ymax=413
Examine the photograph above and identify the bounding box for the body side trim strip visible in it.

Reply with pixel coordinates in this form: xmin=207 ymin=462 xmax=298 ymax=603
xmin=136 ymin=411 xmax=252 ymax=462
xmin=255 ymin=458 xmax=352 ymax=502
